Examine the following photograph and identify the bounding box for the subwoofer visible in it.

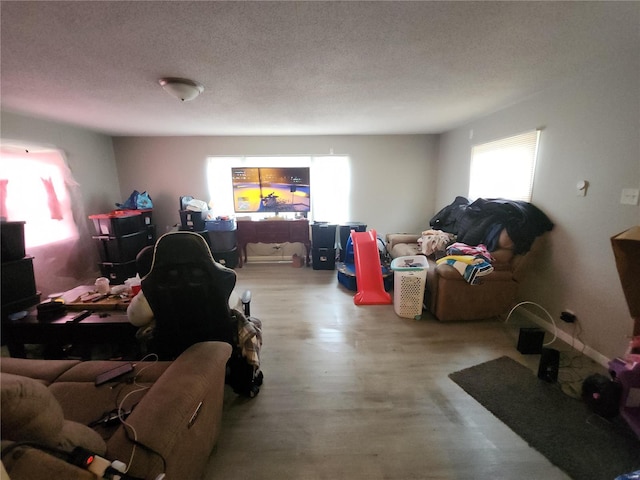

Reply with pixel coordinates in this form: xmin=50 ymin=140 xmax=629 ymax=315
xmin=537 ymin=347 xmax=560 ymax=383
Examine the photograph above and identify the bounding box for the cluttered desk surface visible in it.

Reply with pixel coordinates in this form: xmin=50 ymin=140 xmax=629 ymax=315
xmin=57 ymin=285 xmax=133 ymax=311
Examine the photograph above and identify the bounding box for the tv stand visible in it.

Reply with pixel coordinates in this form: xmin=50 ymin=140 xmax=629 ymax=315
xmin=236 ymin=219 xmax=310 ymax=267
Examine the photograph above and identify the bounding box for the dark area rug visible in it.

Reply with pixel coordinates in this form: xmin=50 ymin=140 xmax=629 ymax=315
xmin=449 ymin=356 xmax=640 ymax=480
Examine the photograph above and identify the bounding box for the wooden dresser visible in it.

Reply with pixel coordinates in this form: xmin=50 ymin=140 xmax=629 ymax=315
xmin=236 ymin=219 xmax=310 ymax=267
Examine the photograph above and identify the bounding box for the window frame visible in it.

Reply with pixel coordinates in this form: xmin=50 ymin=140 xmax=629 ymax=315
xmin=468 ymin=129 xmax=541 ymax=202
xmin=206 ymin=155 xmax=351 ymax=223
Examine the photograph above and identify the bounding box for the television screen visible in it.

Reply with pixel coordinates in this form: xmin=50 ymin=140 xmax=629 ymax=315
xmin=231 ymin=167 xmax=311 ymax=213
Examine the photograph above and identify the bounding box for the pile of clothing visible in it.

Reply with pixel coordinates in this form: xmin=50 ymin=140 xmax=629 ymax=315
xmin=436 ymin=242 xmax=494 ymax=285
xmin=426 ymin=197 xmax=554 ymax=284
xmin=429 ymin=196 xmax=554 ymax=254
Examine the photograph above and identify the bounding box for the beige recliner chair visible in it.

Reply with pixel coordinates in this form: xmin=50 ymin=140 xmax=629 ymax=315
xmin=386 ymin=197 xmax=553 ymax=322
xmin=387 ymin=230 xmax=548 ymax=321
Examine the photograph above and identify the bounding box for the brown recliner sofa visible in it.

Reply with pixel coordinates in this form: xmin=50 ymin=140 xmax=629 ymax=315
xmin=386 ymin=197 xmax=553 ymax=322
xmin=1 ymin=341 xmax=231 ymax=480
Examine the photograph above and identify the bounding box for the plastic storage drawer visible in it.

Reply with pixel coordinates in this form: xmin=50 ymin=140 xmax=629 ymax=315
xmin=93 ymin=231 xmax=149 ymax=263
xmin=311 ymin=223 xmax=337 ymax=249
xmin=89 ymin=211 xmax=144 ymax=237
xmin=312 ymin=247 xmax=336 ymax=270
xmin=205 ymin=219 xmax=236 ymax=231
xmin=179 ymin=210 xmax=207 ymax=231
xmin=212 ymin=248 xmax=238 ymax=269
xmin=207 ymin=230 xmax=237 ymax=252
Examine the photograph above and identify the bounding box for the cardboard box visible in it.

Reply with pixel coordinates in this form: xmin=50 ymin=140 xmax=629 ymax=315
xmin=611 ymin=226 xmax=640 ymax=330
xmin=291 ymin=254 xmax=304 ymax=268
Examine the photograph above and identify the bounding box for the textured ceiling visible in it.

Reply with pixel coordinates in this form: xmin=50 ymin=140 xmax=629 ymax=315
xmin=1 ymin=1 xmax=638 ymax=136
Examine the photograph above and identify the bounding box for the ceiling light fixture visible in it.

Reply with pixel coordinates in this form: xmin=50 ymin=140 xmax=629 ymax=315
xmin=158 ymin=77 xmax=204 ymax=102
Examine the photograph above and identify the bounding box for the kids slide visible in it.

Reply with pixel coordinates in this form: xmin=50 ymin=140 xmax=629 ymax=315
xmin=351 ymin=230 xmax=392 ymax=305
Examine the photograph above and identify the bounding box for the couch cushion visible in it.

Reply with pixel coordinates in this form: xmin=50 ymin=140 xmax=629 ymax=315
xmin=1 ymin=373 xmax=107 ymax=455
xmin=0 ymin=358 xmax=80 ymax=386
xmin=58 ymin=419 xmax=107 ymax=455
xmin=390 ymin=242 xmax=422 ymax=258
xmin=1 ymin=373 xmax=65 ymax=444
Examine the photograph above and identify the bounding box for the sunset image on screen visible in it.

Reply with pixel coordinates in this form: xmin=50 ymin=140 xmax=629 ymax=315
xmin=232 ymin=167 xmax=310 ymax=213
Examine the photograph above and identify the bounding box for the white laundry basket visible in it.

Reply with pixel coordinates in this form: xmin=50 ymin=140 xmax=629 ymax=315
xmin=390 ymin=255 xmax=429 ymax=319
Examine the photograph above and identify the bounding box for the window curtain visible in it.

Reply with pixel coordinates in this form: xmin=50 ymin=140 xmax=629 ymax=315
xmin=1 ymin=142 xmax=98 ymax=298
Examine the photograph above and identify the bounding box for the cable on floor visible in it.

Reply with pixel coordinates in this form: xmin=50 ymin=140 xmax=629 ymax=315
xmin=504 ymin=301 xmax=558 ymax=346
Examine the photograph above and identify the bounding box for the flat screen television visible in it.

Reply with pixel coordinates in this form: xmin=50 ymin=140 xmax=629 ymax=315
xmin=231 ymin=167 xmax=311 ymax=213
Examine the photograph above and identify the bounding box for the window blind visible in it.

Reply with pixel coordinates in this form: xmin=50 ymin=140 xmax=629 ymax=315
xmin=469 ymin=129 xmax=540 ymax=202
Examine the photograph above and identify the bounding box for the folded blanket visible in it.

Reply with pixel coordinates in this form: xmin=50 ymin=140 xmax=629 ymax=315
xmin=436 ymin=255 xmax=494 ymax=285
xmin=446 ymin=242 xmax=494 ymax=262
xmin=232 ymin=309 xmax=263 ymax=368
xmin=419 ymin=229 xmax=453 ymax=255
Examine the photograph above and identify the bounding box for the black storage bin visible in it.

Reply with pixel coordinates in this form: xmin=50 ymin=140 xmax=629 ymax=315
xmin=339 ymin=223 xmax=367 ymax=261
xmin=212 ymin=248 xmax=238 ymax=269
xmin=312 ymin=247 xmax=336 ymax=270
xmin=1 ymin=221 xmax=26 ymax=262
xmin=138 ymin=209 xmax=153 ymax=226
xmin=311 ymin=223 xmax=337 ymax=249
xmin=89 ymin=211 xmax=144 ymax=237
xmin=1 ymin=257 xmax=37 ymax=309
xmin=179 ymin=210 xmax=206 ymax=231
xmin=207 ymin=230 xmax=237 ymax=252
xmin=99 ymin=260 xmax=138 ymax=285
xmin=93 ymin=231 xmax=149 ymax=263
xmin=205 ymin=219 xmax=236 ymax=231
xmin=145 ymin=224 xmax=157 ymax=245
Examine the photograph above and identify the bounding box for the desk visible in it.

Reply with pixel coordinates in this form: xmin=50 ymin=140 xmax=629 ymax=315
xmin=236 ymin=219 xmax=310 ymax=267
xmin=2 ymin=311 xmax=138 ymax=360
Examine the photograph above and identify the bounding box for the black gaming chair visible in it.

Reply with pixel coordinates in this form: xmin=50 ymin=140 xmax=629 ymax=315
xmin=135 ymin=245 xmax=154 ymax=279
xmin=140 ymin=231 xmax=238 ymax=359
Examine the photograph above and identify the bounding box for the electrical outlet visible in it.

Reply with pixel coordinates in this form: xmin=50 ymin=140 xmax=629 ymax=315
xmin=621 ymin=188 xmax=640 ymax=205
xmin=560 ymin=310 xmax=576 ymax=323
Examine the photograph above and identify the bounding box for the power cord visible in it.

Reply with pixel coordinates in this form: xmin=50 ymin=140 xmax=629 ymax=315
xmin=100 ymin=352 xmax=167 ymax=476
xmin=117 ymin=353 xmax=167 ymax=475
xmin=504 ymin=300 xmax=558 ymax=346
xmin=504 ymin=302 xmax=596 ymax=399
xmin=1 ymin=442 xmax=145 ymax=479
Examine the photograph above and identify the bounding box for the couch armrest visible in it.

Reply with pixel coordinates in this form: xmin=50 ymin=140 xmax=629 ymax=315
xmin=2 ymin=443 xmax=96 ymax=480
xmin=106 ymin=341 xmax=232 ymax=480
xmin=385 ymin=233 xmax=421 ymax=251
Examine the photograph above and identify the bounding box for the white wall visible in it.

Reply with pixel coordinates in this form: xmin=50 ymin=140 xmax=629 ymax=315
xmin=1 ymin=111 xmax=122 ymax=295
xmin=1 ymin=111 xmax=122 ymax=216
xmin=112 ymin=135 xmax=439 ymax=238
xmin=437 ymin=52 xmax=640 ymax=361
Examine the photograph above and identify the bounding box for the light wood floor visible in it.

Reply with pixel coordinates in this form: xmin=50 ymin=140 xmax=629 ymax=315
xmin=204 ymin=262 xmax=595 ymax=480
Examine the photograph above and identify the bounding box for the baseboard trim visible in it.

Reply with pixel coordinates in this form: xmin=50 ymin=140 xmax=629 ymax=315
xmin=516 ymin=307 xmax=611 ymax=368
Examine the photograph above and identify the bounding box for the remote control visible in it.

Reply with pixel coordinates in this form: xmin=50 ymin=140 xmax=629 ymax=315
xmin=95 ymin=363 xmax=134 ymax=386
xmin=67 ymin=310 xmax=91 ymax=323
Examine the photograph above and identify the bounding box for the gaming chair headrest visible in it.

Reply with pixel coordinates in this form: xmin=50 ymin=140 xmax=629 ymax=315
xmin=136 ymin=245 xmax=154 ymax=278
xmin=150 ymin=231 xmax=216 ymax=268
xmin=144 ymin=231 xmax=237 ymax=300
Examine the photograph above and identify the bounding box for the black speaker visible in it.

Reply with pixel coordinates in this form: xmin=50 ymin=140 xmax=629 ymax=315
xmin=582 ymin=374 xmax=622 ymax=419
xmin=537 ymin=348 xmax=560 ymax=383
xmin=517 ymin=327 xmax=545 ymax=354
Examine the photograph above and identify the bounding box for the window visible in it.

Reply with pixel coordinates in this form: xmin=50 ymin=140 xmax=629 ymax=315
xmin=207 ymin=155 xmax=351 ymax=223
xmin=468 ymin=130 xmax=540 ymax=202
xmin=0 ymin=146 xmax=79 ymax=247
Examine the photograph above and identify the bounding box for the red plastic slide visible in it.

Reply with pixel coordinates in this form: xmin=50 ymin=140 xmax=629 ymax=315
xmin=351 ymin=230 xmax=392 ymax=305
